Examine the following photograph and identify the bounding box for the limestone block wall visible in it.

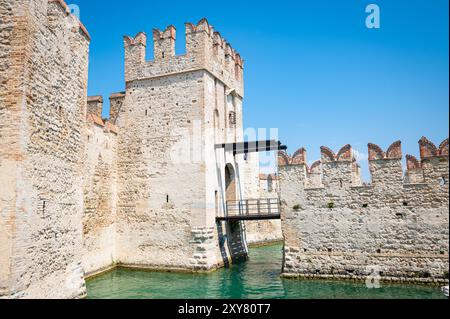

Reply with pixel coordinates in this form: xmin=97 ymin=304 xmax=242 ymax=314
xmin=109 ymin=92 xmax=125 ymax=125
xmin=241 ymin=153 xmax=283 ymax=246
xmin=87 ymin=96 xmax=103 ymax=118
xmin=0 ymin=0 xmax=25 ymax=297
xmin=278 ymin=138 xmax=449 ymax=283
xmin=241 ymin=153 xmax=260 ymax=199
xmin=0 ymin=0 xmax=90 ymax=298
xmin=245 ymin=174 xmax=283 ymax=245
xmin=241 ymin=153 xmax=264 ymax=245
xmin=82 ymin=111 xmax=118 ymax=277
xmin=116 ymin=70 xmax=209 ymax=270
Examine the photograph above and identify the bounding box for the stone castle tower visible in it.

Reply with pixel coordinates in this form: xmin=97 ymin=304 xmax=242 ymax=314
xmin=110 ymin=19 xmax=248 ymax=271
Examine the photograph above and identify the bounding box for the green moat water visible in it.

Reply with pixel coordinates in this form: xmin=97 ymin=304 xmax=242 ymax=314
xmin=87 ymin=244 xmax=445 ymax=299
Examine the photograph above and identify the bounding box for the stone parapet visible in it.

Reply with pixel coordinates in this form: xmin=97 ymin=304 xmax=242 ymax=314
xmin=278 ymin=137 xmax=449 ymax=283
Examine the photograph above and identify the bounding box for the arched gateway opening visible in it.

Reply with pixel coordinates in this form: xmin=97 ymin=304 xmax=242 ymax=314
xmin=215 ymin=141 xmax=287 ymax=267
xmin=219 ymin=164 xmax=248 ymax=263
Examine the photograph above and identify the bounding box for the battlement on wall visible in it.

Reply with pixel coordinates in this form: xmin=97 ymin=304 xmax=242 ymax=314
xmin=109 ymin=92 xmax=125 ymax=125
xmin=278 ymin=137 xmax=449 ymax=189
xmin=419 ymin=136 xmax=449 ymax=158
xmin=280 ymin=138 xmax=449 ymax=282
xmin=87 ymin=96 xmax=103 ymax=117
xmin=47 ymin=0 xmax=90 ymax=41
xmin=279 ymin=145 xmax=356 ymax=172
xmin=86 ymin=96 xmax=118 ymax=134
xmin=123 ymin=18 xmax=244 ymax=96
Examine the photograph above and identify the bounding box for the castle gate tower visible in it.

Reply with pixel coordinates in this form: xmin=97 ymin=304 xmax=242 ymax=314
xmin=115 ymin=19 xmax=247 ymax=270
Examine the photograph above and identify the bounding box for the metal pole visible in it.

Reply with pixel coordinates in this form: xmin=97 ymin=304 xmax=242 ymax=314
xmin=246 ymin=200 xmax=249 ymax=217
xmin=257 ymin=199 xmax=260 ymax=216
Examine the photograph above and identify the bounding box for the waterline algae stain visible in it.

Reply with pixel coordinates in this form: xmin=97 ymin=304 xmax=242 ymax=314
xmin=87 ymin=245 xmax=445 ymax=299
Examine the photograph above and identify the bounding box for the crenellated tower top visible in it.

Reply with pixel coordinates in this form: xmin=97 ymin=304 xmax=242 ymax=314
xmin=123 ymin=18 xmax=244 ymax=97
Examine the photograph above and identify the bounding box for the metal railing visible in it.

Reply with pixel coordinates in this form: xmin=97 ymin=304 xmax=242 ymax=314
xmin=217 ymin=198 xmax=281 ymax=221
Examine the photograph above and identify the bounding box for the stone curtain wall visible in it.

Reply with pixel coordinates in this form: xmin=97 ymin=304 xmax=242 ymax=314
xmin=0 ymin=0 xmax=90 ymax=298
xmin=82 ymin=110 xmax=118 ymax=277
xmin=278 ymin=138 xmax=449 ymax=283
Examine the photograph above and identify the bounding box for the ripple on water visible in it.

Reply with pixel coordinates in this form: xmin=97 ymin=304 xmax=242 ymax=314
xmin=87 ymin=244 xmax=445 ymax=299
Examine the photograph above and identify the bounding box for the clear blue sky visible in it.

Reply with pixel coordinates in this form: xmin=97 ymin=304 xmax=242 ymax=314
xmin=75 ymin=0 xmax=449 ymax=180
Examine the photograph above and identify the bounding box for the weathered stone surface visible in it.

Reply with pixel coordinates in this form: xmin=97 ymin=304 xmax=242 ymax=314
xmin=245 ymin=172 xmax=283 ymax=245
xmin=278 ymin=140 xmax=449 ymax=282
xmin=1 ymin=14 xmax=249 ymax=298
xmin=82 ymin=115 xmax=118 ymax=277
xmin=116 ymin=19 xmax=247 ymax=271
xmin=0 ymin=0 xmax=90 ymax=298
